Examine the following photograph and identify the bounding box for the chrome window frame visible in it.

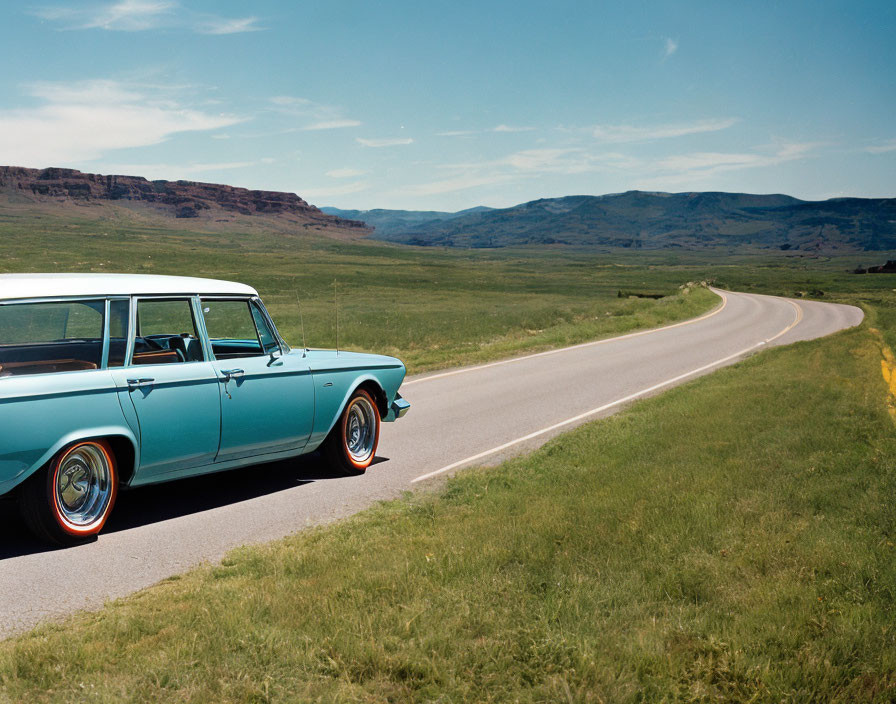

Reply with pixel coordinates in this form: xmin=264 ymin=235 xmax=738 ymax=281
xmin=251 ymin=296 xmax=290 ymax=354
xmin=105 ymin=296 xmax=130 ymax=369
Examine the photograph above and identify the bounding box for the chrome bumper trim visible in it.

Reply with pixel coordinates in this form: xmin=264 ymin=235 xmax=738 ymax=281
xmin=385 ymin=393 xmax=410 ymax=422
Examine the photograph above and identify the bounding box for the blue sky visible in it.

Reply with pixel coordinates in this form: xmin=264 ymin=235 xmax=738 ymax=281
xmin=0 ymin=1 xmax=893 ymax=210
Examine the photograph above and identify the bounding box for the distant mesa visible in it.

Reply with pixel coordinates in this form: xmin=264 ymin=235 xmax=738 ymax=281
xmin=0 ymin=166 xmax=369 ymax=236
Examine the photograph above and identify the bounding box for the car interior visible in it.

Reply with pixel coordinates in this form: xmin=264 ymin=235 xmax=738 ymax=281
xmin=131 ymin=298 xmax=206 ymax=365
xmin=0 ymin=341 xmax=102 ymax=377
xmin=131 ymin=333 xmax=205 ymax=365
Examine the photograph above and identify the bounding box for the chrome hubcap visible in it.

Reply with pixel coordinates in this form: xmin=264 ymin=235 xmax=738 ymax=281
xmin=345 ymin=396 xmax=377 ymax=463
xmin=55 ymin=445 xmax=112 ymax=527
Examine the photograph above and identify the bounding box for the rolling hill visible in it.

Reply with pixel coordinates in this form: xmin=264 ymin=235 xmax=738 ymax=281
xmin=321 ymin=205 xmax=494 ymax=234
xmin=340 ymin=191 xmax=896 ymax=251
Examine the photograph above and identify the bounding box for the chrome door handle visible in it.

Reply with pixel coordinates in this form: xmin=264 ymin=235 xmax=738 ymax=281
xmin=127 ymin=377 xmax=155 ymax=388
xmin=221 ymin=369 xmax=245 ymax=379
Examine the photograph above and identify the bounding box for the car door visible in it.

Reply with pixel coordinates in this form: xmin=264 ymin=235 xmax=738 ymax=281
xmin=110 ymin=296 xmax=221 ymax=479
xmin=199 ymin=297 xmax=313 ymax=462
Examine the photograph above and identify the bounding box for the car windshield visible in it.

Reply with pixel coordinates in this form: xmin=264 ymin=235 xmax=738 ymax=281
xmin=0 ymin=300 xmax=105 ymax=377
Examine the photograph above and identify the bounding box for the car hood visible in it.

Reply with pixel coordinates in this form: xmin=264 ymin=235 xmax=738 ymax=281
xmin=292 ymin=348 xmax=405 ymax=372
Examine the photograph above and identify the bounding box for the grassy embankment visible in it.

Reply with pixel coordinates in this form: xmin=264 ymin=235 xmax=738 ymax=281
xmin=0 ymin=265 xmax=895 ymax=700
xmin=0 ymin=211 xmax=718 ymax=373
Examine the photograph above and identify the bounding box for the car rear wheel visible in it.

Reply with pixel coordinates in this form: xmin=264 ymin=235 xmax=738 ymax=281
xmin=323 ymin=388 xmax=381 ymax=475
xmin=19 ymin=439 xmax=118 ymax=546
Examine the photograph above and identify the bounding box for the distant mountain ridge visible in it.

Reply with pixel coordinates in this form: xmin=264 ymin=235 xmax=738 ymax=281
xmin=332 ymin=191 xmax=896 ymax=251
xmin=0 ymin=166 xmax=369 ymax=236
xmin=4 ymin=167 xmax=892 ymax=251
xmin=321 ymin=205 xmax=494 ymax=234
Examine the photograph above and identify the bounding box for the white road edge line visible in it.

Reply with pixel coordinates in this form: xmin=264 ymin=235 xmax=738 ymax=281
xmin=410 ymin=296 xmax=803 ymax=484
xmin=403 ymin=288 xmax=730 ymax=387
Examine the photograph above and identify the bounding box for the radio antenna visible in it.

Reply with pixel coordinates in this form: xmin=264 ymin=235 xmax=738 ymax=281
xmin=293 ymin=289 xmax=307 ymax=357
xmin=333 ymin=279 xmax=339 ymax=356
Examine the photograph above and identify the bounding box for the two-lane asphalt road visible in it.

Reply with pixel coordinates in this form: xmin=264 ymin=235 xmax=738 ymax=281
xmin=0 ymin=289 xmax=863 ymax=638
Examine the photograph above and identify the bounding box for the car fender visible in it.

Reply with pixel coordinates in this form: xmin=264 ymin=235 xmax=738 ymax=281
xmin=305 ymin=373 xmax=386 ymax=452
xmin=0 ymin=426 xmax=138 ymax=496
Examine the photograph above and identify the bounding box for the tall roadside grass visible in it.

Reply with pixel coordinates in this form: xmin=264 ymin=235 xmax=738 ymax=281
xmin=2 ymin=317 xmax=894 ymax=701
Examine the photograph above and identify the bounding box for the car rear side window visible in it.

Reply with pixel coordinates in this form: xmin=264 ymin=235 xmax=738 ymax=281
xmin=0 ymin=300 xmax=105 ymax=377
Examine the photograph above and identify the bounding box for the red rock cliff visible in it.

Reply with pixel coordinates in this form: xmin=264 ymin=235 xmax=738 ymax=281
xmin=0 ymin=166 xmax=368 ymax=230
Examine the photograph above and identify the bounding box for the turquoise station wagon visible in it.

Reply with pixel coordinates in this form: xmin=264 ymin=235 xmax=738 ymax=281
xmin=0 ymin=274 xmax=409 ymax=545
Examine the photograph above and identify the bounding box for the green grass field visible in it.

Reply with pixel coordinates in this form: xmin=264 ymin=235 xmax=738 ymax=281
xmin=3 ymin=212 xmax=896 ymax=701
xmin=5 ymin=210 xmax=895 ymax=371
xmin=0 ymin=210 xmax=724 ymax=372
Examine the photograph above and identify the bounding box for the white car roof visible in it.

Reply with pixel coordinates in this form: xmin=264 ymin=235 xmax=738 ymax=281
xmin=0 ymin=273 xmax=258 ymax=301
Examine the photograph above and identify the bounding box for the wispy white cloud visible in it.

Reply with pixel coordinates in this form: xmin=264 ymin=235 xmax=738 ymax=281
xmin=327 ymin=168 xmax=366 ymax=178
xmin=27 ymin=79 xmax=142 ymax=105
xmin=493 ymin=124 xmax=535 ymax=133
xmin=437 ymin=148 xmax=627 ymax=177
xmin=592 ymin=118 xmax=737 ymax=143
xmin=409 ymin=149 xmax=607 ymax=195
xmin=32 ymin=1 xmax=263 ymax=34
xmin=33 ymin=0 xmax=175 ymax=30
xmin=637 ymin=142 xmax=820 ymax=188
xmin=0 ymin=79 xmax=243 ymax=166
xmin=163 ymin=160 xmax=260 ymax=173
xmin=269 ymin=96 xmax=307 ymax=107
xmin=656 ymin=151 xmax=765 ymax=171
xmin=412 ymin=139 xmax=818 ymax=198
xmin=401 ymin=174 xmax=514 ymax=196
xmin=98 ymin=160 xmax=262 ymax=179
xmin=866 ymin=139 xmax=896 ymax=154
xmin=303 ymin=119 xmax=362 ymax=131
xmin=663 ymin=37 xmax=678 ymax=59
xmin=656 ymin=142 xmax=817 ymax=173
xmin=200 ymin=16 xmax=262 ymax=35
xmin=356 ymin=137 xmax=414 ymax=147
xmin=299 ymin=180 xmax=370 ymax=200
xmin=436 ymin=125 xmax=534 ymax=137
xmin=269 ymin=96 xmax=361 ymax=131
xmin=436 ymin=129 xmax=477 ymax=137
xmin=503 ymin=148 xmax=595 ymax=174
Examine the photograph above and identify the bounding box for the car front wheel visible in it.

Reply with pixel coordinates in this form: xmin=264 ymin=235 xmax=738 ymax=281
xmin=19 ymin=439 xmax=118 ymax=546
xmin=323 ymin=388 xmax=381 ymax=475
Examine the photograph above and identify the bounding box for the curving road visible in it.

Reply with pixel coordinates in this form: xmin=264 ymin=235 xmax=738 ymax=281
xmin=0 ymin=289 xmax=863 ymax=638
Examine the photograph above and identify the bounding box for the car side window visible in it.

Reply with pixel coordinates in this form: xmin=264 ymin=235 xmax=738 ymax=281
xmin=133 ymin=298 xmax=204 ymax=365
xmin=0 ymin=299 xmax=105 ymax=377
xmin=201 ymin=299 xmax=273 ymax=359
